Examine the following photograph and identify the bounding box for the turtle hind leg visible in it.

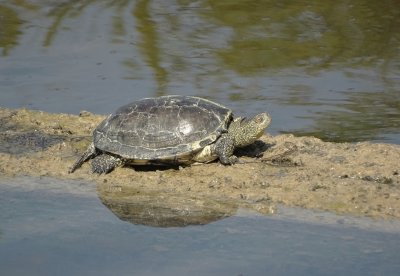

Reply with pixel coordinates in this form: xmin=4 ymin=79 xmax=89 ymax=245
xmin=69 ymin=143 xmax=98 ymax=173
xmin=91 ymin=154 xmax=124 ymax=174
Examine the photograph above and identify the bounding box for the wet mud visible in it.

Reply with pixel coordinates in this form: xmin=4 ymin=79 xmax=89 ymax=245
xmin=1 ymin=107 xmax=399 ymax=219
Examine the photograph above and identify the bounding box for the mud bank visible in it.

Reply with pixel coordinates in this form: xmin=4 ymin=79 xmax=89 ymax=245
xmin=0 ymin=108 xmax=399 ymax=219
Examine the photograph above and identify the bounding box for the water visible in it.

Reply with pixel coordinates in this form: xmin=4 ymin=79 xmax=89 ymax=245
xmin=1 ymin=177 xmax=400 ymax=276
xmin=0 ymin=0 xmax=399 ymax=143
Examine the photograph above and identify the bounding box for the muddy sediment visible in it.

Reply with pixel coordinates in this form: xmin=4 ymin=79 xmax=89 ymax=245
xmin=0 ymin=107 xmax=399 ymax=219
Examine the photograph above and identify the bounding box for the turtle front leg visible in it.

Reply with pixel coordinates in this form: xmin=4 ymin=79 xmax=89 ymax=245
xmin=69 ymin=142 xmax=98 ymax=173
xmin=215 ymin=134 xmax=239 ymax=165
xmin=91 ymin=154 xmax=124 ymax=174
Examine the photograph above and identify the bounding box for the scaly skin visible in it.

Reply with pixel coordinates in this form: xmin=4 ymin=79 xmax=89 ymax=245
xmin=91 ymin=154 xmax=124 ymax=174
xmin=212 ymin=112 xmax=271 ymax=165
xmin=228 ymin=113 xmax=271 ymax=148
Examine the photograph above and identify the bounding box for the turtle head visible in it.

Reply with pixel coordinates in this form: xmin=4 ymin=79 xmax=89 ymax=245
xmin=229 ymin=112 xmax=271 ymax=147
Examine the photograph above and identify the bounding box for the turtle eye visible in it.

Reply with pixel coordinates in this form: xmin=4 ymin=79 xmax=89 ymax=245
xmin=254 ymin=115 xmax=264 ymax=123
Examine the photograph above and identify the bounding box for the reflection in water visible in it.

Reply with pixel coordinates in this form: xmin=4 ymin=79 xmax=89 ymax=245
xmin=43 ymin=0 xmax=112 ymax=47
xmin=290 ymin=90 xmax=400 ymax=142
xmin=1 ymin=177 xmax=400 ymax=275
xmin=203 ymin=1 xmax=400 ymax=72
xmin=97 ymin=184 xmax=236 ymax=227
xmin=0 ymin=5 xmax=22 ymax=56
xmin=2 ymin=177 xmax=400 ymax=275
xmin=110 ymin=0 xmax=129 ymax=40
xmin=1 ymin=0 xmax=400 ymax=143
xmin=3 ymin=0 xmax=400 ymax=74
xmin=133 ymin=0 xmax=168 ymax=95
xmin=41 ymin=0 xmax=169 ymax=93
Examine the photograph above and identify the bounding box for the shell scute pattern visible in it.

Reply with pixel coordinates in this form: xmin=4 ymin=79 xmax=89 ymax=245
xmin=93 ymin=96 xmax=232 ymax=160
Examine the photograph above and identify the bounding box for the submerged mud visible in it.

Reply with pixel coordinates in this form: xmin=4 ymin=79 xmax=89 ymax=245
xmin=0 ymin=107 xmax=399 ymax=219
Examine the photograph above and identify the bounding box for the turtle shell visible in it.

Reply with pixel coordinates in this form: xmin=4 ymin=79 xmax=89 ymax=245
xmin=93 ymin=95 xmax=232 ymax=162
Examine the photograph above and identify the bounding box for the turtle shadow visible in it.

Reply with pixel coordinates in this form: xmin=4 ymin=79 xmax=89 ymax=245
xmin=123 ymin=140 xmax=274 ymax=172
xmin=235 ymin=140 xmax=275 ymax=158
xmin=126 ymin=163 xmax=180 ymax=172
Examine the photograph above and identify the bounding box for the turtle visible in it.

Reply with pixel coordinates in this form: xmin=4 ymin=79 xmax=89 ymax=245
xmin=69 ymin=95 xmax=271 ymax=174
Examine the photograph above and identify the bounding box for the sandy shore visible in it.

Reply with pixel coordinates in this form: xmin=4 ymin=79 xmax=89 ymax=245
xmin=1 ymin=107 xmax=399 ymax=219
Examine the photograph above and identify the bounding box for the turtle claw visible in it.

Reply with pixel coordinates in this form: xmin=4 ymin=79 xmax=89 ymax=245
xmin=233 ymin=158 xmax=244 ymax=164
xmin=219 ymin=155 xmax=239 ymax=165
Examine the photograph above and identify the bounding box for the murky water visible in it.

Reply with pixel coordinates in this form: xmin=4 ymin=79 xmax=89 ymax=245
xmin=0 ymin=0 xmax=399 ymax=143
xmin=1 ymin=177 xmax=400 ymax=276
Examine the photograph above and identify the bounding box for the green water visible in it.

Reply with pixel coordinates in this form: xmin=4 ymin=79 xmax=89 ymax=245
xmin=0 ymin=0 xmax=399 ymax=143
